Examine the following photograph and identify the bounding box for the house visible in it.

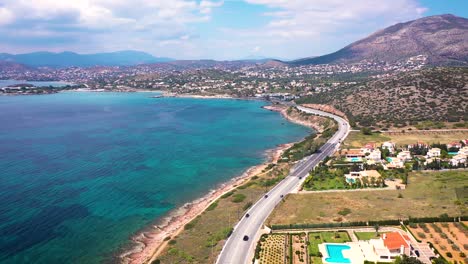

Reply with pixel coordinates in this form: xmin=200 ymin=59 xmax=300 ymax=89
xmin=370 ymin=232 xmax=411 ymax=261
xmin=407 ymin=141 xmax=429 ymax=149
xmin=458 ymin=146 xmax=468 ymax=156
xmin=447 ymin=141 xmax=462 ymax=150
xmin=450 ymin=154 xmax=467 ymax=167
xmin=397 ymin=151 xmax=412 ymax=162
xmin=362 ymin=142 xmax=377 ymax=154
xmin=382 ymin=142 xmax=396 ymax=154
xmin=368 ymin=149 xmax=382 ymax=161
xmin=344 ymin=149 xmax=366 ymax=162
xmin=345 ymin=170 xmax=381 ymax=183
xmin=318 ymin=231 xmax=420 ymax=264
xmin=386 ymin=157 xmax=404 ymax=169
xmin=426 ymin=148 xmax=441 ymax=158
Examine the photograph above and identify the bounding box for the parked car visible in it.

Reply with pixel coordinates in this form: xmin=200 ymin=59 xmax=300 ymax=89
xmin=243 ymin=235 xmax=249 ymax=241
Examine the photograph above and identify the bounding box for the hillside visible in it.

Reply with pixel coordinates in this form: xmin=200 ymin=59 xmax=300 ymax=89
xmin=292 ymin=14 xmax=468 ymax=66
xmin=296 ymin=67 xmax=468 ymax=129
xmin=0 ymin=51 xmax=172 ymax=68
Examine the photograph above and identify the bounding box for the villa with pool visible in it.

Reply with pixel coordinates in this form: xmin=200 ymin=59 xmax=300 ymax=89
xmin=319 ymin=232 xmax=412 ymax=264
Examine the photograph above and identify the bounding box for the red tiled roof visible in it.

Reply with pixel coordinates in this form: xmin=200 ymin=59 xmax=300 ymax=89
xmin=383 ymin=232 xmax=409 ymax=250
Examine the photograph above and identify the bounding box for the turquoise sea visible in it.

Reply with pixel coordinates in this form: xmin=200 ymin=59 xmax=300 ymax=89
xmin=0 ymin=92 xmax=310 ymax=263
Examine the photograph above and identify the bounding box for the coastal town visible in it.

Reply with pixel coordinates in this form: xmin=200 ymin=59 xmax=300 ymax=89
xmin=0 ymin=56 xmax=428 ymax=97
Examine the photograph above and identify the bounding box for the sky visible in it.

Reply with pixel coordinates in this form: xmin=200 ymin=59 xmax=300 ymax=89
xmin=0 ymin=0 xmax=466 ymax=60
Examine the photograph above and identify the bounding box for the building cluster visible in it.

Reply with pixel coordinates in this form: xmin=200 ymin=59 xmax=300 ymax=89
xmin=0 ymin=56 xmax=428 ymax=97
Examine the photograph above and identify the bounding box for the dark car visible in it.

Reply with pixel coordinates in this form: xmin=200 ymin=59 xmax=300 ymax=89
xmin=299 ymin=177 xmax=302 ymax=179
xmin=280 ymin=194 xmax=284 ymax=198
xmin=245 ymin=213 xmax=250 ymax=218
xmin=243 ymin=235 xmax=249 ymax=241
xmin=264 ymin=194 xmax=268 ymax=198
xmin=415 ymin=250 xmax=420 ymax=257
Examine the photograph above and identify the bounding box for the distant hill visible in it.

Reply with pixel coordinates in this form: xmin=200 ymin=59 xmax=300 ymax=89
xmin=0 ymin=61 xmax=33 ymax=71
xmin=292 ymin=14 xmax=468 ymax=66
xmin=296 ymin=67 xmax=468 ymax=129
xmin=0 ymin=51 xmax=173 ymax=68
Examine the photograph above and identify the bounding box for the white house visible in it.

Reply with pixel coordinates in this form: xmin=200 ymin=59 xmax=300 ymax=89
xmin=397 ymin=151 xmax=412 ymax=162
xmin=426 ymin=148 xmax=441 ymax=158
xmin=458 ymin=146 xmax=468 ymax=156
xmin=382 ymin=142 xmax=396 ymax=154
xmin=450 ymin=154 xmax=467 ymax=167
xmin=368 ymin=149 xmax=382 ymax=161
xmin=387 ymin=157 xmax=404 ymax=169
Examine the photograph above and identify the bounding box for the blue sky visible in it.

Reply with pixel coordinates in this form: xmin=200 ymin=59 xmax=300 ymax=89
xmin=0 ymin=0 xmax=466 ymax=60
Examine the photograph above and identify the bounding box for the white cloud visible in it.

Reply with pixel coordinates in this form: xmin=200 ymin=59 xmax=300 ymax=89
xmin=244 ymin=0 xmax=427 ymax=39
xmin=0 ymin=0 xmax=224 ymax=55
xmin=0 ymin=7 xmax=14 ymax=25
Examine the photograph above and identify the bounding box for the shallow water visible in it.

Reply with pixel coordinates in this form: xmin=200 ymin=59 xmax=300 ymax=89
xmin=0 ymin=92 xmax=310 ymax=263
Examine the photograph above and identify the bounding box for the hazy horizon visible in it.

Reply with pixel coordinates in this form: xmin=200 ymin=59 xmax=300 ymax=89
xmin=0 ymin=0 xmax=467 ymax=60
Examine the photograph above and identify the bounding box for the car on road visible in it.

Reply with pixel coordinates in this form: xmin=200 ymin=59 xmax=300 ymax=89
xmin=280 ymin=194 xmax=284 ymax=198
xmin=415 ymin=250 xmax=420 ymax=257
xmin=243 ymin=235 xmax=249 ymax=241
xmin=264 ymin=194 xmax=268 ymax=198
xmin=299 ymin=176 xmax=302 ymax=179
xmin=245 ymin=213 xmax=250 ymax=218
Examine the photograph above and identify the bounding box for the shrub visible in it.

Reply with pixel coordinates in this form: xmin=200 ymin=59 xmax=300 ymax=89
xmin=206 ymin=201 xmax=218 ymax=211
xmin=417 ymin=232 xmax=426 ymax=239
xmin=243 ymin=201 xmax=253 ymax=211
xmin=168 ymin=239 xmax=177 ymax=245
xmin=459 ymin=252 xmax=466 ymax=258
xmin=221 ymin=191 xmax=235 ymax=199
xmin=446 ymin=252 xmax=452 ymax=258
xmin=151 ymin=259 xmax=161 ymax=264
xmin=338 ymin=208 xmax=351 ymax=216
xmin=232 ymin=193 xmax=246 ymax=203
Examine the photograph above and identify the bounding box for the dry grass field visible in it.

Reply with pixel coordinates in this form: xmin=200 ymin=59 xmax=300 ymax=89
xmin=343 ymin=130 xmax=468 ymax=149
xmin=267 ymin=171 xmax=467 ymax=225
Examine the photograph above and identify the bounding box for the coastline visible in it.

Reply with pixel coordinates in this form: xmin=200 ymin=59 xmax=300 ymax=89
xmin=120 ymin=142 xmax=293 ymax=264
xmin=120 ymin=102 xmax=316 ymax=264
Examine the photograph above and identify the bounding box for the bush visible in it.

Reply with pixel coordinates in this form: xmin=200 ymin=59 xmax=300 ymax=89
xmin=151 ymin=259 xmax=161 ymax=264
xmin=459 ymin=252 xmax=466 ymax=258
xmin=446 ymin=252 xmax=452 ymax=258
xmin=338 ymin=208 xmax=351 ymax=216
xmin=243 ymin=201 xmax=253 ymax=211
xmin=221 ymin=191 xmax=235 ymax=199
xmin=206 ymin=201 xmax=218 ymax=211
xmin=232 ymin=193 xmax=246 ymax=203
xmin=168 ymin=239 xmax=177 ymax=245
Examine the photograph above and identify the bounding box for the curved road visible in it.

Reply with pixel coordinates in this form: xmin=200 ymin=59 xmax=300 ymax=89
xmin=216 ymin=104 xmax=350 ymax=264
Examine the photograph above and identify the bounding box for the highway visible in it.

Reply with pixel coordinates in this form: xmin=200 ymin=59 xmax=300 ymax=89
xmin=216 ymin=104 xmax=350 ymax=264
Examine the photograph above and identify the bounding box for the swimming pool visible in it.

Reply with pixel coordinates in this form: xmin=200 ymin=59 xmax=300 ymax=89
xmin=350 ymin=157 xmax=361 ymax=162
xmin=325 ymin=244 xmax=351 ymax=263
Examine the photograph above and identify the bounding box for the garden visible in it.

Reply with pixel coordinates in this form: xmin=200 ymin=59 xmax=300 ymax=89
xmin=256 ymin=234 xmax=288 ymax=264
xmin=408 ymin=222 xmax=468 ymax=264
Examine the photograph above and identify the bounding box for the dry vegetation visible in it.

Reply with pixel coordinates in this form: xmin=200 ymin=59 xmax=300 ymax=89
xmin=267 ymin=171 xmax=467 ymax=225
xmin=343 ymin=130 xmax=468 ymax=149
xmin=297 ymin=67 xmax=468 ymax=129
xmin=291 ymin=233 xmax=307 ymax=264
xmin=409 ymin=222 xmax=468 ymax=263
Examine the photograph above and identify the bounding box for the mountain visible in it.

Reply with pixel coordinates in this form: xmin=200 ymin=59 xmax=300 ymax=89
xmin=292 ymin=14 xmax=468 ymax=66
xmin=0 ymin=61 xmax=33 ymax=72
xmin=0 ymin=51 xmax=173 ymax=68
xmin=296 ymin=67 xmax=468 ymax=129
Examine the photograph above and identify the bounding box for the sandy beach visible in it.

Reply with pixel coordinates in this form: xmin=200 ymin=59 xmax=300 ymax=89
xmin=120 ymin=142 xmax=293 ymax=264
